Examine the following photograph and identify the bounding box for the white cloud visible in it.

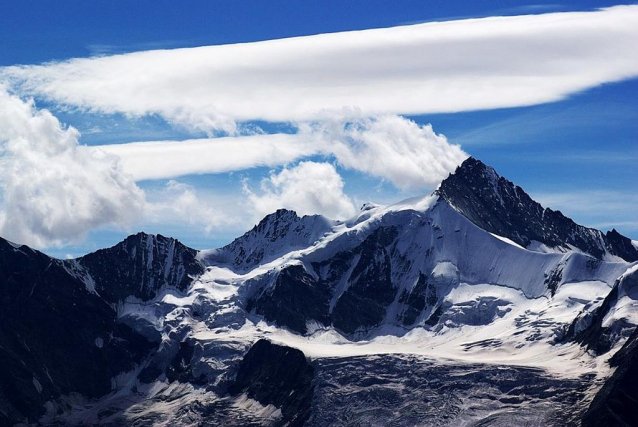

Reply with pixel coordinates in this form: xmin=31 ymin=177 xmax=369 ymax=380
xmin=145 ymin=180 xmax=234 ymax=233
xmin=96 ymin=114 xmax=467 ymax=191
xmin=0 ymin=88 xmax=145 ymax=248
xmin=307 ymin=115 xmax=468 ymax=191
xmin=98 ymin=133 xmax=317 ymax=181
xmin=2 ymin=6 xmax=637 ymax=133
xmin=0 ymin=87 xmax=461 ymax=248
xmin=245 ymin=161 xmax=356 ymax=220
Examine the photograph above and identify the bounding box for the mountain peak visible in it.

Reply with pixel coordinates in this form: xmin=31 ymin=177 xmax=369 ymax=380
xmin=438 ymin=158 xmax=637 ymax=262
xmin=456 ymin=156 xmax=494 ymax=173
xmin=121 ymin=231 xmax=173 ymax=246
xmin=441 ymin=157 xmax=508 ymax=199
xmin=254 ymin=209 xmax=300 ymax=232
xmin=77 ymin=232 xmax=203 ymax=302
xmin=605 ymin=228 xmax=638 ymax=262
xmin=204 ymin=210 xmax=335 ymax=272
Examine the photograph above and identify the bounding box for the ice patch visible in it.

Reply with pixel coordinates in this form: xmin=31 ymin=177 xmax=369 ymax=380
xmin=162 ymin=292 xmax=197 ymax=307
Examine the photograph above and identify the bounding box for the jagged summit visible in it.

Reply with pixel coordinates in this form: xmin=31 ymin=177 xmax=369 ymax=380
xmin=202 ymin=209 xmax=335 ymax=272
xmin=438 ymin=157 xmax=638 ymax=262
xmin=76 ymin=232 xmax=204 ymax=302
xmin=605 ymin=228 xmax=638 ymax=262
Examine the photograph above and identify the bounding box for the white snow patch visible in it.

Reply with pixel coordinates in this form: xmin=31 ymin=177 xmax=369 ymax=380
xmin=604 ymin=295 xmax=638 ymax=327
xmin=33 ymin=377 xmax=43 ymax=393
xmin=432 ymin=261 xmax=459 ymax=280
xmin=7 ymin=239 xmax=22 ymax=249
xmin=161 ymin=292 xmax=197 ymax=307
xmin=233 ymin=393 xmax=282 ymax=420
xmin=489 ymin=233 xmax=525 ymax=249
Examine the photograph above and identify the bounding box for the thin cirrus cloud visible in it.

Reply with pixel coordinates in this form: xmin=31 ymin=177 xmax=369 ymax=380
xmin=1 ymin=6 xmax=637 ymax=134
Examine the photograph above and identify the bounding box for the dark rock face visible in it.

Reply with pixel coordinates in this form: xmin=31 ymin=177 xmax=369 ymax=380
xmin=566 ymin=268 xmax=638 ymax=355
xmin=544 ymin=263 xmax=564 ymax=296
xmin=137 ymin=340 xmax=206 ymax=386
xmin=397 ymin=274 xmax=437 ymax=327
xmin=248 ymin=265 xmax=331 ymax=334
xmin=331 ymin=227 xmax=399 ymax=334
xmin=606 ymin=229 xmax=638 ymax=263
xmin=207 ymin=209 xmax=333 ymax=272
xmin=0 ymin=238 xmax=153 ymax=425
xmin=77 ymin=232 xmax=204 ymax=302
xmin=438 ymin=157 xmax=638 ymax=262
xmin=582 ymin=327 xmax=638 ymax=427
xmin=165 ymin=341 xmax=206 ymax=384
xmin=248 ymin=226 xmax=401 ymax=336
xmin=229 ymin=339 xmax=315 ymax=427
xmin=567 ymin=286 xmax=620 ymax=355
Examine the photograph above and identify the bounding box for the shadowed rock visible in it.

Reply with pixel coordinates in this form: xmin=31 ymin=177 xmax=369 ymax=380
xmin=229 ymin=339 xmax=315 ymax=427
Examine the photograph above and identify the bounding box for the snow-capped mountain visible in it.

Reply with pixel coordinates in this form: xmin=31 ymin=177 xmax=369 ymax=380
xmin=201 ymin=209 xmax=335 ymax=273
xmin=237 ymin=159 xmax=633 ymax=339
xmin=437 ymin=157 xmax=638 ymax=262
xmin=1 ymin=157 xmax=637 ymax=426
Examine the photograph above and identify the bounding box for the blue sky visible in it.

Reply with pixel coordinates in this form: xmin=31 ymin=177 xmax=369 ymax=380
xmin=1 ymin=0 xmax=628 ymax=66
xmin=0 ymin=1 xmax=636 ymax=258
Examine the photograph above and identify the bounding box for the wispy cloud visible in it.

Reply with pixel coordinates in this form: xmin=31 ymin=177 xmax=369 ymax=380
xmin=2 ymin=6 xmax=637 ymax=134
xmin=452 ymin=97 xmax=638 ymax=147
xmin=302 ymin=114 xmax=468 ymax=191
xmin=0 ymin=87 xmax=248 ymax=248
xmin=0 ymin=84 xmax=467 ymax=248
xmin=97 ymin=114 xmax=468 ymax=190
xmin=145 ymin=180 xmax=242 ymax=232
xmin=97 ymin=133 xmax=317 ymax=181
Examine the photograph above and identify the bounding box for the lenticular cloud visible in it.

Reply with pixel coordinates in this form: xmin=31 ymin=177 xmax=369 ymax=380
xmin=98 ymin=114 xmax=468 ymax=191
xmin=2 ymin=6 xmax=637 ymax=134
